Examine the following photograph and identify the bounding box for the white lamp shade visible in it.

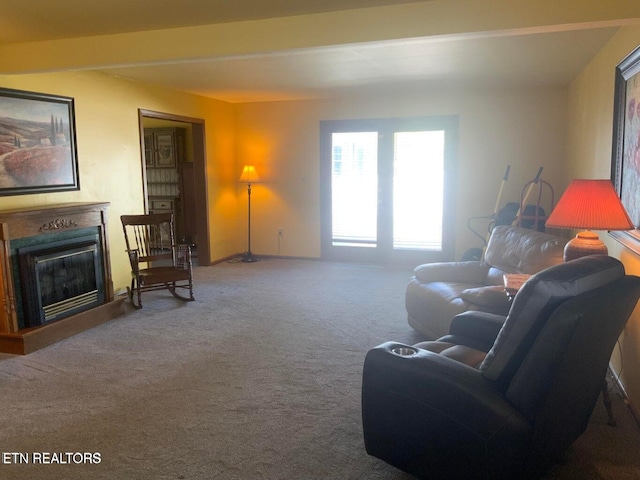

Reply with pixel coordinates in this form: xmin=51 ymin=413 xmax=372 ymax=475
xmin=239 ymin=165 xmax=260 ymax=183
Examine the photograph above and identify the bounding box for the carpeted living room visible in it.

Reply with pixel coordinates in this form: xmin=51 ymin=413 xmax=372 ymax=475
xmin=1 ymin=258 xmax=639 ymax=480
xmin=2 ymin=2 xmax=640 ymax=480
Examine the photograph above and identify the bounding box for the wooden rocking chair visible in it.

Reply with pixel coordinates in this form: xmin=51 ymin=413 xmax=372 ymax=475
xmin=121 ymin=213 xmax=194 ymax=308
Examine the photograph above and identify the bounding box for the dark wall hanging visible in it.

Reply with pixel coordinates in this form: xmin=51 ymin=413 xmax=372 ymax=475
xmin=0 ymin=87 xmax=79 ymax=196
xmin=611 ymin=44 xmax=640 ymax=254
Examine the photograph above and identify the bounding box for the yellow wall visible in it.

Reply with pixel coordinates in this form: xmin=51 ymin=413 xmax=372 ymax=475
xmin=0 ymin=69 xmax=569 ymax=295
xmin=0 ymin=71 xmax=237 ymax=294
xmin=235 ymin=86 xmax=568 ymax=259
xmin=567 ymin=27 xmax=640 ymax=407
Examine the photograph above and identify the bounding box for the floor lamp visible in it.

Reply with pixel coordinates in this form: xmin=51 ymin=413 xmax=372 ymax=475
xmin=239 ymin=165 xmax=260 ymax=263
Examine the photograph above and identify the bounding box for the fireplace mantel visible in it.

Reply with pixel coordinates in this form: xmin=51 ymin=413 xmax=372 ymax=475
xmin=0 ymin=202 xmax=124 ymax=354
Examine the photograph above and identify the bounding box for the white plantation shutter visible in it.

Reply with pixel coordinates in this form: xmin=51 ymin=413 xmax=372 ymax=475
xmin=331 ymin=132 xmax=378 ymax=246
xmin=393 ymin=130 xmax=444 ymax=250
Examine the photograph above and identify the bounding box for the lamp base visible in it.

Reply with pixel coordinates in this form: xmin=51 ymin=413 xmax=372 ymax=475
xmin=563 ymin=230 xmax=608 ymax=262
xmin=241 ymin=251 xmax=260 ymax=263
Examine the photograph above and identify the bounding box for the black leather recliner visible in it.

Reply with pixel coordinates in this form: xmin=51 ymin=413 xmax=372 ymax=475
xmin=362 ymin=255 xmax=640 ymax=480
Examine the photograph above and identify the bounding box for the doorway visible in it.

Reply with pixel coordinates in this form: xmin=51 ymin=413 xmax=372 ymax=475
xmin=320 ymin=116 xmax=457 ymax=265
xmin=138 ymin=110 xmax=211 ymax=266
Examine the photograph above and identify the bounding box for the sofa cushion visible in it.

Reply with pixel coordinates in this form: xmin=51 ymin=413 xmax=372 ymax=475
xmin=406 ymin=279 xmax=477 ymax=338
xmin=413 ymin=341 xmax=487 ymax=369
xmin=479 ymin=255 xmax=625 ymax=385
xmin=460 ymin=286 xmax=511 ymax=308
xmin=407 ymin=280 xmax=512 ymax=339
xmin=484 ymin=225 xmax=565 ymax=275
xmin=413 ymin=261 xmax=489 ymax=284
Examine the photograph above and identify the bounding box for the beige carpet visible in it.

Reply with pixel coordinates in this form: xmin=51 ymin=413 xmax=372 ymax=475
xmin=0 ymin=258 xmax=638 ymax=480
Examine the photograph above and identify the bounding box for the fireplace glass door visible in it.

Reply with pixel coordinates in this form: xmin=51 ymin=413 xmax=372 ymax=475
xmin=18 ymin=235 xmax=105 ymax=327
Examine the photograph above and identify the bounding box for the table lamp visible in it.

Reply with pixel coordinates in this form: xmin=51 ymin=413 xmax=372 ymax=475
xmin=546 ymin=179 xmax=634 ymax=262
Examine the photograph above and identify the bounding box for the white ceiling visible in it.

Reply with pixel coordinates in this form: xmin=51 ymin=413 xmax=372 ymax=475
xmin=0 ymin=0 xmax=629 ymax=103
xmin=101 ymin=29 xmax=619 ymax=103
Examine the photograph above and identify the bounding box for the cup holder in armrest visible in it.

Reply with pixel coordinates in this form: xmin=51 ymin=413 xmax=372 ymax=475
xmin=391 ymin=346 xmax=418 ymax=357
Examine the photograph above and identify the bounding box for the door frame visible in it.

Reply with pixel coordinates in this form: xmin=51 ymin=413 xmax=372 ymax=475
xmin=320 ymin=116 xmax=458 ymax=265
xmin=138 ymin=109 xmax=211 ymax=266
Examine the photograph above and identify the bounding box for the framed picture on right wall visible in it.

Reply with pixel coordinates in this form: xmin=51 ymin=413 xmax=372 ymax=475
xmin=611 ymin=44 xmax=640 ymax=255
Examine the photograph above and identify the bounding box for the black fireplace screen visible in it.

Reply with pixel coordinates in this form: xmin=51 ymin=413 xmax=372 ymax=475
xmin=18 ymin=234 xmax=104 ymax=327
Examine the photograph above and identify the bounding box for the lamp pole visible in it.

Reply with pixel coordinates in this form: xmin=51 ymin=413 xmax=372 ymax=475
xmin=243 ymin=181 xmax=258 ymax=262
xmin=239 ymin=165 xmax=260 ymax=263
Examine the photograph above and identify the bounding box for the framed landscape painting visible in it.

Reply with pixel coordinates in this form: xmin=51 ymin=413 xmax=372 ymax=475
xmin=0 ymin=87 xmax=79 ymax=196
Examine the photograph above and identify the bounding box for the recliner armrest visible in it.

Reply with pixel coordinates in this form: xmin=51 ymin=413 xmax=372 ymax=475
xmin=441 ymin=311 xmax=507 ymax=351
xmin=413 ymin=261 xmax=489 ymax=284
xmin=362 ymin=342 xmax=530 ymax=479
xmin=363 ymin=341 xmax=528 ymax=432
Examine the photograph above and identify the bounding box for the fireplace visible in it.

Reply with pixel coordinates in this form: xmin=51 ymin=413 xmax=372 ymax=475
xmin=18 ymin=235 xmax=105 ymax=327
xmin=0 ymin=202 xmax=125 ymax=354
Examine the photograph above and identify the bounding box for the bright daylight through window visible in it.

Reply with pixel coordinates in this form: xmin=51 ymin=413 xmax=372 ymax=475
xmin=331 ymin=132 xmax=378 ymax=247
xmin=330 ymin=131 xmax=444 ymax=250
xmin=393 ymin=130 xmax=444 ymax=250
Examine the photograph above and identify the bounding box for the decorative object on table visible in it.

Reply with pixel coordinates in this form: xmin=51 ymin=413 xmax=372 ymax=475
xmin=0 ymin=87 xmax=79 ymax=196
xmin=611 ymin=44 xmax=640 ymax=254
xmin=121 ymin=213 xmax=194 ymax=308
xmin=239 ymin=165 xmax=260 ymax=263
xmin=546 ymin=179 xmax=633 ymax=262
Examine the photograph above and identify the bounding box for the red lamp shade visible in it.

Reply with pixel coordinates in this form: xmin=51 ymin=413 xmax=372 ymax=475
xmin=546 ymin=179 xmax=634 ymax=261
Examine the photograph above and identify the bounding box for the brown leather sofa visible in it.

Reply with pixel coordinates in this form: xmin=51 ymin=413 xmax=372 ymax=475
xmin=405 ymin=225 xmax=567 ymax=339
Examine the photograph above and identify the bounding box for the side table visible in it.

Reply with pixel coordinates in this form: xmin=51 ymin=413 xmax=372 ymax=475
xmin=503 ymin=273 xmax=531 ymax=300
